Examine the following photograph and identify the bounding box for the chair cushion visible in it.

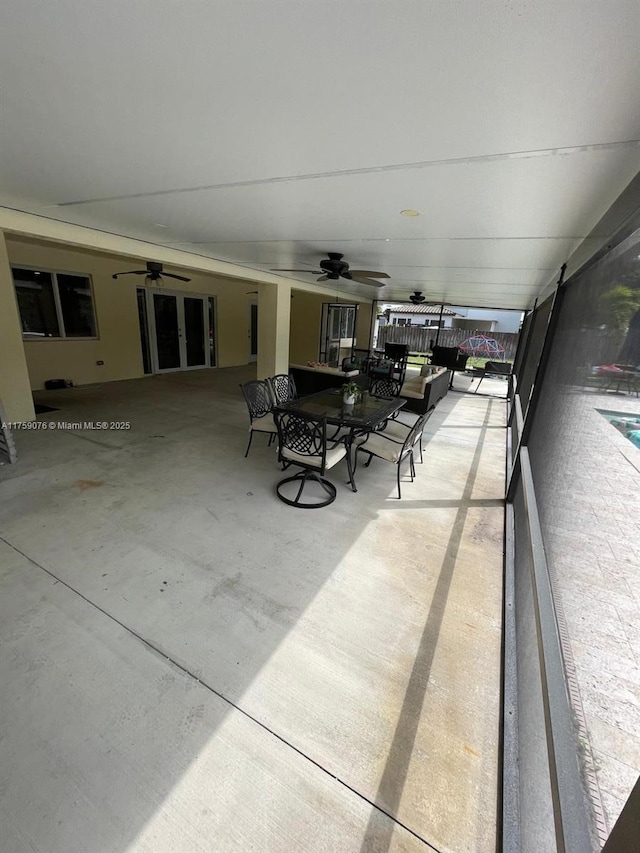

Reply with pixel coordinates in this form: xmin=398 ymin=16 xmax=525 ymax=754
xmin=379 ymin=421 xmax=411 ymax=443
xmin=400 ymin=377 xmax=427 ymax=399
xmin=250 ymin=413 xmax=277 ymax=433
xmin=359 ymin=432 xmax=405 ymax=463
xmin=282 ymin=443 xmax=346 ymax=469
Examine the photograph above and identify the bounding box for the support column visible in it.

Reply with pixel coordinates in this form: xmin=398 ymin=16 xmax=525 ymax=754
xmin=0 ymin=232 xmax=34 ymax=422
xmin=257 ymin=281 xmax=291 ymax=379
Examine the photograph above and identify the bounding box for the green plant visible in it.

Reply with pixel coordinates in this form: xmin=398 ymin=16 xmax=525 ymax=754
xmin=342 ymin=380 xmax=361 ymax=399
xmin=600 ymin=285 xmax=640 ymax=331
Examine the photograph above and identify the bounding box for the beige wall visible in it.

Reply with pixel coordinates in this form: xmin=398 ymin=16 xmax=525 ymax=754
xmin=289 ymin=291 xmax=326 ymax=363
xmin=6 ymin=238 xmax=255 ymax=390
xmin=3 ymin=231 xmax=374 ymax=400
xmin=289 ymin=292 xmax=374 ymax=364
xmin=257 ymin=282 xmax=291 ymax=379
xmin=353 ymin=300 xmax=373 ymax=350
xmin=0 ymin=234 xmax=35 ymax=421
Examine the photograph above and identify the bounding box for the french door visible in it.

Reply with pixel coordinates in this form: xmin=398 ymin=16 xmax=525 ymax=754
xmin=319 ymin=303 xmax=358 ymax=367
xmin=146 ymin=289 xmax=210 ymax=373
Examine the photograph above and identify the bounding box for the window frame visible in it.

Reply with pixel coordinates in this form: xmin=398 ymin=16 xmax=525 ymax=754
xmin=12 ymin=264 xmax=99 ymax=340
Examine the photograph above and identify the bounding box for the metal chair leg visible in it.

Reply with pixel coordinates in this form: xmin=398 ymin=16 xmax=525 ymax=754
xmin=244 ymin=431 xmax=254 ymax=458
xmin=396 ymin=462 xmax=402 ymax=499
xmin=345 ymin=447 xmax=358 ymax=493
xmin=294 ymin=475 xmax=306 ymax=504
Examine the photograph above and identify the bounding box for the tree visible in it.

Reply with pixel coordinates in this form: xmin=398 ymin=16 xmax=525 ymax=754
xmin=600 ymin=285 xmax=640 ymax=331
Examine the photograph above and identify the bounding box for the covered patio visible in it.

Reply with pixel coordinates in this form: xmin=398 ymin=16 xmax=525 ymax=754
xmin=0 ymin=368 xmax=505 ymax=853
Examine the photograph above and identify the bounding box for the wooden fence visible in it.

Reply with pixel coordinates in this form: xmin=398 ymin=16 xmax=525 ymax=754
xmin=377 ymin=325 xmax=520 ymax=359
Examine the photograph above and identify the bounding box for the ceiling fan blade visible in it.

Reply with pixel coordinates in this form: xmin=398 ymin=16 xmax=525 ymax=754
xmin=316 ymin=275 xmax=329 ymax=282
xmin=348 ymin=270 xmax=390 ymax=278
xmin=112 ymin=270 xmax=147 ymax=279
xmin=163 ymin=273 xmax=192 ymax=282
xmin=349 ymin=275 xmax=386 ymax=287
xmin=270 ymin=268 xmax=321 ymax=273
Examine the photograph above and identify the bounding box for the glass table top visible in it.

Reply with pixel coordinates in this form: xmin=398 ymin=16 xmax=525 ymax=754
xmin=275 ymin=389 xmax=405 ymax=428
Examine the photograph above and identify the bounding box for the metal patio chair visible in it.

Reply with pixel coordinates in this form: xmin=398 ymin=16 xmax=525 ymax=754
xmin=268 ymin=373 xmax=298 ymax=405
xmin=240 ymin=379 xmax=278 ymax=457
xmin=368 ymin=376 xmax=403 ymax=428
xmin=355 ymin=411 xmax=430 ymax=499
xmin=273 ymin=410 xmax=356 ymax=508
xmin=372 ymin=407 xmax=433 ymax=464
xmin=369 ymin=377 xmax=403 ymax=399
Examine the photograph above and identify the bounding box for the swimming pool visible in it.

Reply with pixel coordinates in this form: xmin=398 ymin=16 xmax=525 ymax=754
xmin=598 ymin=409 xmax=640 ymax=449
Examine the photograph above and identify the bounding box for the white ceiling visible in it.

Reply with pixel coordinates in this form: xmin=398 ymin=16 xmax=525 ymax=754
xmin=1 ymin=0 xmax=640 ymax=309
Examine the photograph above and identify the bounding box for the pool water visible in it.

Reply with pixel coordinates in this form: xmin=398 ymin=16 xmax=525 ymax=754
xmin=599 ymin=409 xmax=640 ymax=449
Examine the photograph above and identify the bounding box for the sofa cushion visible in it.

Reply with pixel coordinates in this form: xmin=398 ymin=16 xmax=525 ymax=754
xmin=420 ymin=364 xmax=438 ymax=378
xmin=290 ymin=363 xmax=359 ymax=378
xmin=400 ymin=376 xmax=427 ymax=399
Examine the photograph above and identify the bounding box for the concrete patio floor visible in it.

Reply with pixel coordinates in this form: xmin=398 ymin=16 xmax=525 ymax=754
xmin=0 ymin=367 xmax=505 ymax=853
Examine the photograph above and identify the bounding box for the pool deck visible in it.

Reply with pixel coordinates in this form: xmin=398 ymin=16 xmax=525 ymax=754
xmin=540 ymin=387 xmax=640 ymax=833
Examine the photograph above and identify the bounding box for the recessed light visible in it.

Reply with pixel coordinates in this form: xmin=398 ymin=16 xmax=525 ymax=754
xmin=384 ymin=238 xmax=391 ymax=242
xmin=400 ymin=209 xmax=421 ymax=217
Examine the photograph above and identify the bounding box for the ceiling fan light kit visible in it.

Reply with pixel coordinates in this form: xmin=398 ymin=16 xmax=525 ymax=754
xmin=271 ymin=252 xmax=390 ymax=288
xmin=409 ymin=291 xmax=426 ymax=304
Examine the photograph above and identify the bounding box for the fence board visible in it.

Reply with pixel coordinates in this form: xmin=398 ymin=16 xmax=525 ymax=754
xmin=377 ymin=325 xmax=520 ymax=359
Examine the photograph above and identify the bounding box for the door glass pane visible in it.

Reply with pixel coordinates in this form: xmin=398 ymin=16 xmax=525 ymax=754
xmin=184 ymin=297 xmax=206 ymax=366
xmin=12 ymin=268 xmax=60 ymax=337
xmin=137 ymin=289 xmax=152 ymax=374
xmin=250 ymin=304 xmax=258 ymax=356
xmin=57 ymin=274 xmax=96 ymax=337
xmin=153 ymin=294 xmax=180 ymax=369
xmin=330 ymin=307 xmax=341 ymax=339
xmin=208 ymin=297 xmax=216 ymax=366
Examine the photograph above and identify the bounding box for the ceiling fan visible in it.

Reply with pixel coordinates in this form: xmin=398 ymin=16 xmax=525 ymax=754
xmin=112 ymin=261 xmax=191 ymax=284
xmin=271 ymin=252 xmax=390 ymax=287
xmin=409 ymin=291 xmax=426 ymax=304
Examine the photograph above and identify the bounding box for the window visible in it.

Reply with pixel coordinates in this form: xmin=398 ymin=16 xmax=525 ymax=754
xmin=13 ymin=267 xmax=97 ymax=338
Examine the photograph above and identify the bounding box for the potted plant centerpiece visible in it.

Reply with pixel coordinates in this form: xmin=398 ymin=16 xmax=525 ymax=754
xmin=342 ymin=380 xmax=361 ymax=406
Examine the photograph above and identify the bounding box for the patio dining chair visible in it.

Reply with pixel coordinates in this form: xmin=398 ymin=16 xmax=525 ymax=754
xmin=369 ymin=377 xmax=403 ymax=399
xmin=240 ymin=379 xmax=278 ymax=457
xmin=273 ymin=410 xmax=356 ymax=508
xmin=374 ymin=407 xmax=433 ymax=464
xmin=368 ymin=376 xmax=403 ymax=427
xmin=355 ymin=412 xmax=429 ymax=499
xmin=268 ymin=373 xmax=298 ymax=405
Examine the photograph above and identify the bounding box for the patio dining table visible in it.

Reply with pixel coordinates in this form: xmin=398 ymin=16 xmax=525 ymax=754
xmin=274 ymin=388 xmax=406 ymax=490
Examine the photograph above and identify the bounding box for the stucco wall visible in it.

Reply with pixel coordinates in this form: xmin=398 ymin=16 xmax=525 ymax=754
xmin=6 ymin=238 xmax=254 ymax=390
xmin=0 ymin=235 xmax=35 ymax=421
xmin=289 ymin=291 xmax=374 ymax=364
xmin=289 ymin=291 xmax=325 ymax=363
